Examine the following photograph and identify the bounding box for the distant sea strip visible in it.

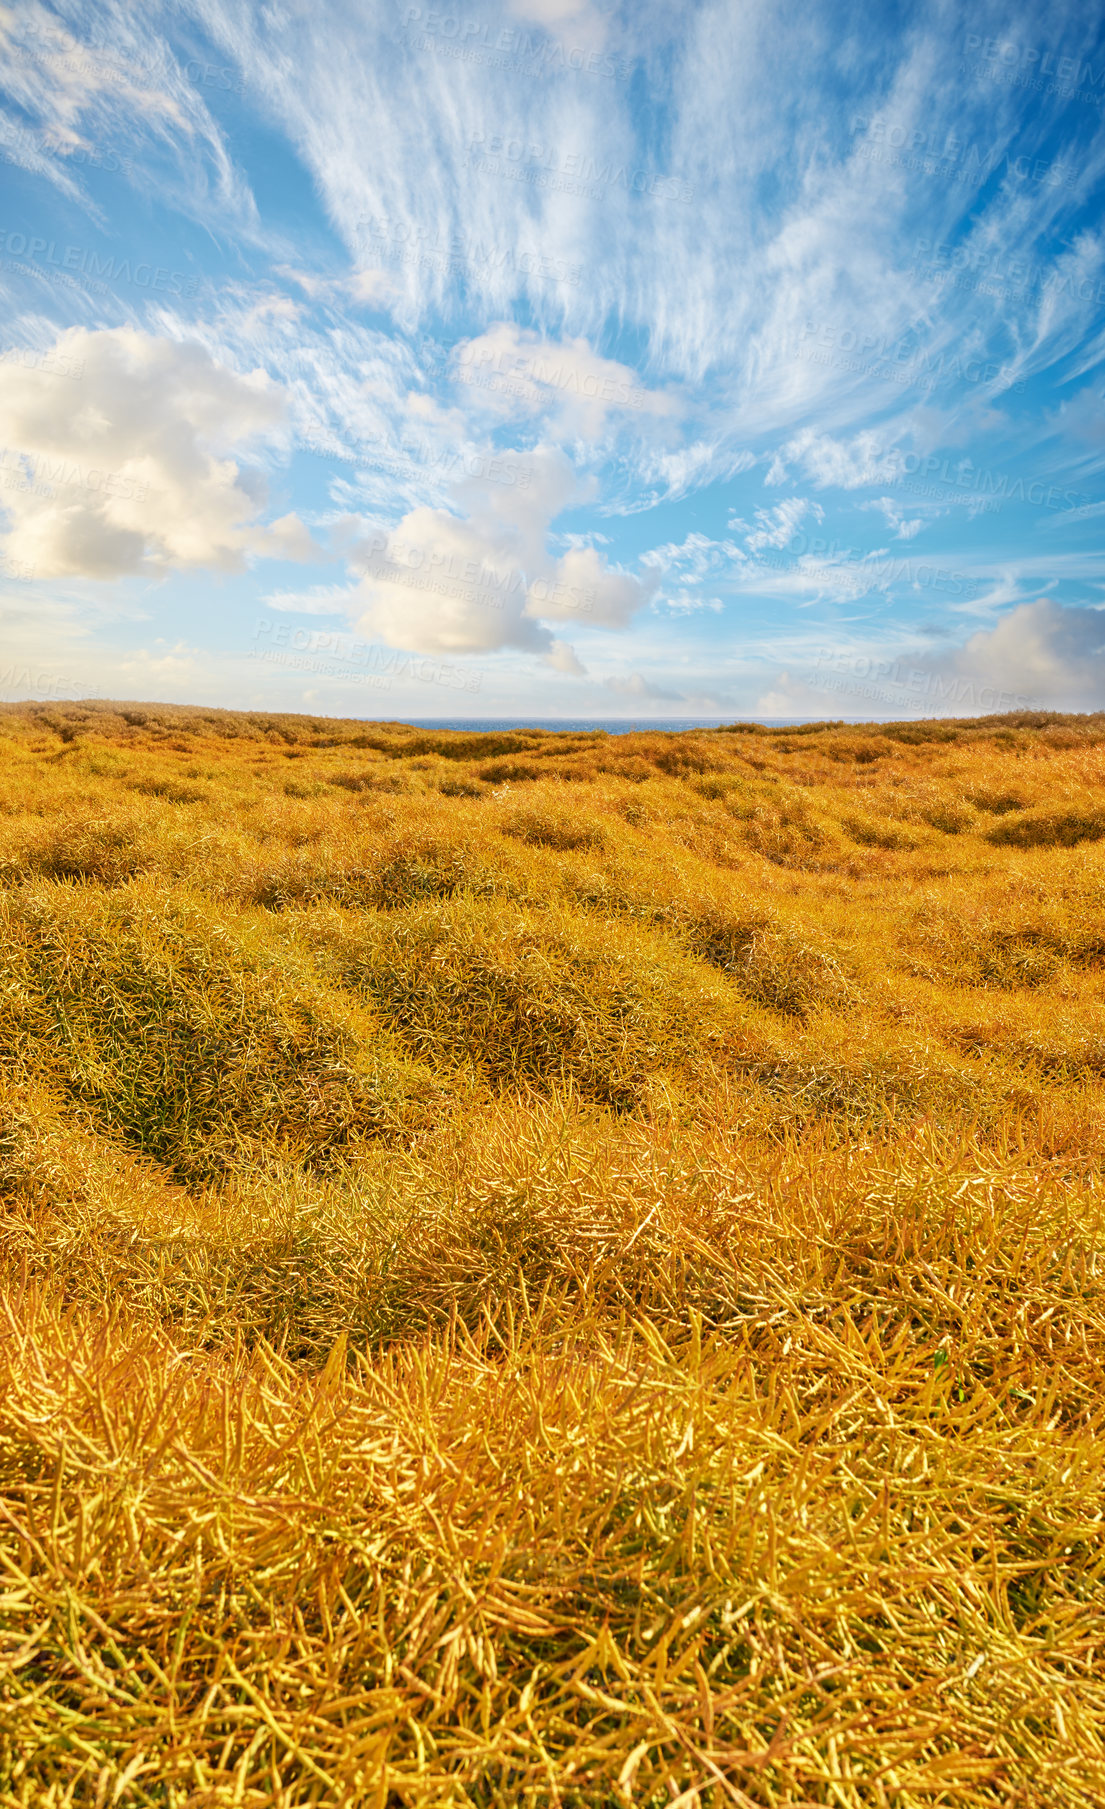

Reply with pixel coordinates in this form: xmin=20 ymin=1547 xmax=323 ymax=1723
xmin=394 ymin=717 xmax=826 ymax=733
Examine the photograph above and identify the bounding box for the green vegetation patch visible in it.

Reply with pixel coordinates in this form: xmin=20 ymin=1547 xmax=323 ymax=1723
xmin=907 ymin=891 xmax=1105 ymax=989
xmin=300 ymin=896 xmax=749 ymax=1107
xmin=501 ymin=802 xmax=608 ymax=852
xmin=986 ymin=806 xmax=1105 ymax=849
xmin=0 ymin=880 xmax=438 ymax=1182
xmin=683 ymin=903 xmax=855 ymax=1017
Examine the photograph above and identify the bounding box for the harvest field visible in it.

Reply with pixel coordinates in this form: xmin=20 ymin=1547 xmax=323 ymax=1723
xmin=2 ymin=697 xmax=1105 ymax=1807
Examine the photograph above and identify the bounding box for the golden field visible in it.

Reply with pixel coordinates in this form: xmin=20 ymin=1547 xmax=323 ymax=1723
xmin=1 ymin=698 xmax=1104 ymax=1807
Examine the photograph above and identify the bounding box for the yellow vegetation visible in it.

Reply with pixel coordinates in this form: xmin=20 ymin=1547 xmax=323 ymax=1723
xmin=1 ymin=698 xmax=1104 ymax=1806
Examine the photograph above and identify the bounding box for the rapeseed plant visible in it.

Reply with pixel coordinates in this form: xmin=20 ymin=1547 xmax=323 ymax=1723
xmin=1 ymin=699 xmax=1104 ymax=1806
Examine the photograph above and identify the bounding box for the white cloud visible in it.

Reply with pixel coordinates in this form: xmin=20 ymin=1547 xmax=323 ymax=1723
xmin=534 ymin=544 xmax=643 ymax=627
xmin=740 ymin=496 xmax=824 ymax=551
xmin=352 ymin=506 xmax=547 ymax=656
xmin=625 ymin=443 xmax=756 ymax=507
xmin=0 ymin=327 xmax=316 ymax=578
xmin=544 ymin=637 xmax=586 ymax=675
xmin=771 ymin=430 xmax=905 ymax=491
xmin=605 ymin=671 xmax=683 ymax=701
xmin=642 ymin=532 xmax=744 ymax=581
xmin=451 ymin=324 xmax=678 ymax=438
xmin=758 ymin=603 xmax=1105 ymax=721
xmin=863 ymin=496 xmax=922 ymax=539
xmin=347 ymin=446 xmax=652 ymax=655
xmin=943 ymin=600 xmax=1105 ymax=709
xmin=274 ymin=263 xmax=402 ymax=314
xmin=0 ymin=0 xmax=259 ymax=240
xmin=637 ymin=532 xmax=744 ymax=612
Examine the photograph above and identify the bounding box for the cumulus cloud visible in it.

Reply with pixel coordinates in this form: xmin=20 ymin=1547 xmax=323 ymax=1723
xmin=942 ymin=600 xmax=1105 ymax=710
xmin=352 ymin=504 xmax=550 ymax=657
xmin=0 ymin=327 xmax=316 ymax=578
xmin=544 ymin=638 xmax=587 ymax=675
xmin=348 ymin=445 xmax=653 ymax=656
xmin=759 ymin=603 xmax=1105 ymax=722
xmin=537 ymin=545 xmax=643 ymax=626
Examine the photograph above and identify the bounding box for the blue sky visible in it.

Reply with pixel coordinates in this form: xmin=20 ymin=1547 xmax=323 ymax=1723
xmin=1 ymin=0 xmax=1104 ymax=721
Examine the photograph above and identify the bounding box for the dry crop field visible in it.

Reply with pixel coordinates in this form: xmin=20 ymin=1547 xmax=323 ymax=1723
xmin=1 ymin=697 xmax=1104 ymax=1807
